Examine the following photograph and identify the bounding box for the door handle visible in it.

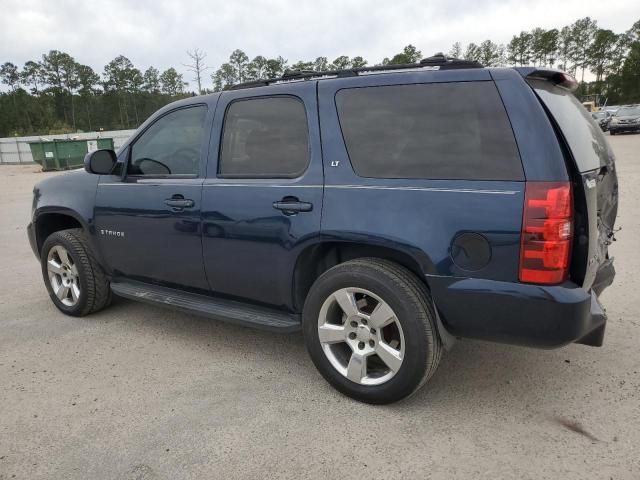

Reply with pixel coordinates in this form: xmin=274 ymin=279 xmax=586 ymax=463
xmin=272 ymin=199 xmax=313 ymax=215
xmin=165 ymin=195 xmax=194 ymax=209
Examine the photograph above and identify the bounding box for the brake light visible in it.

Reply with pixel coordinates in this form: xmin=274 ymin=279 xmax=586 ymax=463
xmin=557 ymin=72 xmax=577 ymax=90
xmin=526 ymin=70 xmax=578 ymax=91
xmin=519 ymin=182 xmax=573 ymax=284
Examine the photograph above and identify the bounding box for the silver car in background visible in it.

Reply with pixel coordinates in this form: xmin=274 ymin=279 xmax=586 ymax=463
xmin=609 ymin=105 xmax=640 ymax=135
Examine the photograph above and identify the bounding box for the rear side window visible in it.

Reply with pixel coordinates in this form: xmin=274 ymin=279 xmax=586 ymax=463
xmin=335 ymin=82 xmax=523 ymax=180
xmin=528 ymin=79 xmax=609 ymax=172
xmin=219 ymin=96 xmax=309 ymax=178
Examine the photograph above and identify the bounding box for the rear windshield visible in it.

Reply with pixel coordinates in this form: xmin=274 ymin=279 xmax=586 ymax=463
xmin=335 ymin=81 xmax=524 ymax=181
xmin=528 ymin=79 xmax=610 ymax=172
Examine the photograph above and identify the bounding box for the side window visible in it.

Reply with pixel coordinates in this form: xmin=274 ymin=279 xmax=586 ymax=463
xmin=129 ymin=106 xmax=207 ymax=176
xmin=219 ymin=96 xmax=309 ymax=178
xmin=335 ymin=82 xmax=524 ymax=181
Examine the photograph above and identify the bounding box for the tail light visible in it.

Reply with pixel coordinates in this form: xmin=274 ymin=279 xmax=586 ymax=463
xmin=519 ymin=182 xmax=573 ymax=284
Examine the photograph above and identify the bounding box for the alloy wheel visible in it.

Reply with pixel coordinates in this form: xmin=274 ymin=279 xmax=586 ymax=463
xmin=47 ymin=245 xmax=80 ymax=307
xmin=317 ymin=287 xmax=405 ymax=386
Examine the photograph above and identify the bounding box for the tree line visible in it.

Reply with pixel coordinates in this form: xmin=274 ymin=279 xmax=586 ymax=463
xmin=0 ymin=51 xmax=189 ymax=137
xmin=1 ymin=16 xmax=638 ymax=137
xmin=209 ymin=17 xmax=638 ymax=101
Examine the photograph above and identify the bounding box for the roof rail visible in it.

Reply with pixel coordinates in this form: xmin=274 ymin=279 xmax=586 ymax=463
xmin=282 ymin=69 xmax=315 ymax=79
xmin=230 ymin=53 xmax=483 ymax=90
xmin=420 ymin=52 xmax=483 ymax=69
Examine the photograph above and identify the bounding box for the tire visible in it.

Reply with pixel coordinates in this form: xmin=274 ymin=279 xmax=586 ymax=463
xmin=302 ymin=258 xmax=442 ymax=404
xmin=610 ymin=130 xmax=616 ymax=135
xmin=41 ymin=228 xmax=112 ymax=317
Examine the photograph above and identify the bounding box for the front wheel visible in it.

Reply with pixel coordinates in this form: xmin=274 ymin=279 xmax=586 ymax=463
xmin=303 ymin=258 xmax=442 ymax=404
xmin=41 ymin=228 xmax=112 ymax=316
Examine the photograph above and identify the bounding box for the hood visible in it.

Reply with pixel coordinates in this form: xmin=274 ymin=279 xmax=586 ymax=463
xmin=34 ymin=168 xmax=100 ymax=213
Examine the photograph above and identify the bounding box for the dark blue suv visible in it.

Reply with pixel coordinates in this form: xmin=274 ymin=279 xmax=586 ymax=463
xmin=27 ymin=55 xmax=618 ymax=404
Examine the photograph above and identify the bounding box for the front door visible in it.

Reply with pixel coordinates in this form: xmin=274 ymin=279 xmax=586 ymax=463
xmin=201 ymin=82 xmax=323 ymax=309
xmin=94 ymin=104 xmax=211 ymax=291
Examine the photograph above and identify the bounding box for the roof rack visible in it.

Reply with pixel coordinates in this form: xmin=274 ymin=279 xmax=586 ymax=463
xmin=230 ymin=53 xmax=483 ymax=90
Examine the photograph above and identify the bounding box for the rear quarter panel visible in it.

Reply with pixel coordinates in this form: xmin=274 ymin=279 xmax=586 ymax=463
xmin=314 ymin=69 xmax=600 ymax=346
xmin=489 ymin=68 xmax=569 ymax=182
xmin=317 ymin=70 xmax=526 ymax=285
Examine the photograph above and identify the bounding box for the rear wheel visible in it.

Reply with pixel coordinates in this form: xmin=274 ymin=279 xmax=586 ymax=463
xmin=41 ymin=229 xmax=111 ymax=316
xmin=303 ymin=258 xmax=442 ymax=404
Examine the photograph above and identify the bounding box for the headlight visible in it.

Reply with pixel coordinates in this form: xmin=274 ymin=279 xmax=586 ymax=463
xmin=610 ymin=118 xmax=619 ymax=124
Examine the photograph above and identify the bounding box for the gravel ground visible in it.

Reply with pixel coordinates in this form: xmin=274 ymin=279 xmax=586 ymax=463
xmin=1 ymin=134 xmax=639 ymax=480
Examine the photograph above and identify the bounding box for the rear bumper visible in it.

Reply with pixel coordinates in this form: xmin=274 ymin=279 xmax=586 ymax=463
xmin=430 ymin=275 xmax=610 ymax=349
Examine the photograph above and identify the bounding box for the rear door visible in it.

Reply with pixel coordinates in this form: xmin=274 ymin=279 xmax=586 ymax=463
xmin=201 ymin=82 xmax=323 ymax=310
xmin=527 ymin=79 xmax=618 ymax=291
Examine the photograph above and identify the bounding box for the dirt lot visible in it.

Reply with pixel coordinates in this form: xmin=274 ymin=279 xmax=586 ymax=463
xmin=1 ymin=134 xmax=639 ymax=480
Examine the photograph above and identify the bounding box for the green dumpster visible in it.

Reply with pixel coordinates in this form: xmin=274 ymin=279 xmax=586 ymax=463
xmin=29 ymin=138 xmax=114 ymax=171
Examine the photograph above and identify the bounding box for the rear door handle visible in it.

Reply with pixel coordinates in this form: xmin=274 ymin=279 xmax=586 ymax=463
xmin=272 ymin=200 xmax=313 ymax=214
xmin=166 ymin=199 xmax=194 ymax=208
xmin=165 ymin=195 xmax=194 ymax=209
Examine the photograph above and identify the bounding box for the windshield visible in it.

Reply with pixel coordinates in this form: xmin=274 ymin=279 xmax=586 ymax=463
xmin=615 ymin=106 xmax=640 ymax=117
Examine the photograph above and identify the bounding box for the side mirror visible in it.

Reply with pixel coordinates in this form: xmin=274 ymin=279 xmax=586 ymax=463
xmin=84 ymin=149 xmax=117 ymax=175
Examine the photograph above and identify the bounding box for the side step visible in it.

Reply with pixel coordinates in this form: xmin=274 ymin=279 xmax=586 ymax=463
xmin=111 ymin=281 xmax=301 ymax=333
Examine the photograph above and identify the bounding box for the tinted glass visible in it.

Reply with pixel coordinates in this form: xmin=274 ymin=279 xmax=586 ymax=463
xmin=219 ymin=96 xmax=309 ymax=178
xmin=129 ymin=106 xmax=206 ymax=176
xmin=335 ymin=82 xmax=523 ymax=180
xmin=529 ymin=79 xmax=609 ymax=172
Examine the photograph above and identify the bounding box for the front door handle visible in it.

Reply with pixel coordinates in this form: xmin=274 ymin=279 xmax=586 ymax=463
xmin=272 ymin=198 xmax=313 ymax=215
xmin=165 ymin=195 xmax=194 ymax=210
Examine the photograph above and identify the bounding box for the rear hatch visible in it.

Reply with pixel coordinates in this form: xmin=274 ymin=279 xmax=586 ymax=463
xmin=527 ymin=76 xmax=618 ymax=294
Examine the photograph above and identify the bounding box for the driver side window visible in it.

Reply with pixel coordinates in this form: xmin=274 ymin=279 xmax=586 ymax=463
xmin=128 ymin=105 xmax=207 ymax=176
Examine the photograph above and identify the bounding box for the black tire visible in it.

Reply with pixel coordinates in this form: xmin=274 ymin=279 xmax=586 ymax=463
xmin=610 ymin=130 xmax=616 ymax=135
xmin=41 ymin=228 xmax=112 ymax=316
xmin=303 ymin=258 xmax=442 ymax=404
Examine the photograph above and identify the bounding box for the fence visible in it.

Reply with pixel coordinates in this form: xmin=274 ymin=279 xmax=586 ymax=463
xmin=0 ymin=130 xmax=135 ymax=165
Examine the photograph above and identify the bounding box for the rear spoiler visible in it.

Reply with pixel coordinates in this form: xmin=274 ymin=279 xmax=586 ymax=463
xmin=514 ymin=67 xmax=578 ymax=92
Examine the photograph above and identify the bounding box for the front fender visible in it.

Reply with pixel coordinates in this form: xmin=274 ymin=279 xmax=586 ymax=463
xmin=30 ymin=170 xmax=105 ymax=267
xmin=32 ymin=169 xmax=99 ymax=224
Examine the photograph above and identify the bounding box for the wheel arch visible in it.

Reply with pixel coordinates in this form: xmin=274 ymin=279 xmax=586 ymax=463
xmin=34 ymin=208 xmax=88 ymax=255
xmin=291 ymin=240 xmax=434 ymax=312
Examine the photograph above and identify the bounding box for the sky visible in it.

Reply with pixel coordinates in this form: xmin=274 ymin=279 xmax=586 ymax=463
xmin=1 ymin=0 xmax=638 ymax=89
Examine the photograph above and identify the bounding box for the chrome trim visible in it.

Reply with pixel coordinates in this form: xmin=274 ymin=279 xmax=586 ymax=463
xmin=101 ymin=182 xmax=518 ymax=195
xmin=203 ymin=183 xmax=322 ymax=188
xmin=326 ymin=184 xmax=519 ymax=195
xmin=100 ymin=182 xmax=202 ymax=186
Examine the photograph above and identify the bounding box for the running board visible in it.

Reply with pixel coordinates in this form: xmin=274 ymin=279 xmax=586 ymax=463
xmin=111 ymin=281 xmax=301 ymax=333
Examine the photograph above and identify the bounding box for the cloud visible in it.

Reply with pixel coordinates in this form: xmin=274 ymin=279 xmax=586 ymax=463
xmin=0 ymin=0 xmax=637 ymax=89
